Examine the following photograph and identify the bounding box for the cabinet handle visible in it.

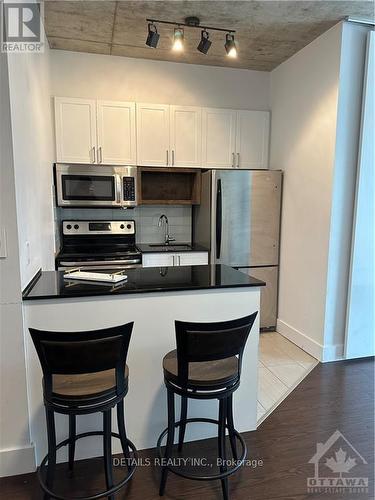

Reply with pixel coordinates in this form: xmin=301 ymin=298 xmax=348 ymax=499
xmin=98 ymin=146 xmax=102 ymax=164
xmin=178 ymin=255 xmax=181 ymax=265
xmin=172 ymin=150 xmax=175 ymax=166
xmin=172 ymin=255 xmax=175 ymax=266
xmin=166 ymin=150 xmax=169 ymax=166
xmin=92 ymin=146 xmax=96 ymax=163
xmin=232 ymin=152 xmax=235 ymax=168
xmin=237 ymin=152 xmax=240 ymax=168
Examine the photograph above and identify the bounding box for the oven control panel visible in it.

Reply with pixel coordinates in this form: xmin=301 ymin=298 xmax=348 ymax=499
xmin=63 ymin=220 xmax=135 ymax=235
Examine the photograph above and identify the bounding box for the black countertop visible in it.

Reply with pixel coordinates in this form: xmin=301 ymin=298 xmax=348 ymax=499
xmin=138 ymin=243 xmax=208 ymax=253
xmin=23 ymin=265 xmax=265 ymax=301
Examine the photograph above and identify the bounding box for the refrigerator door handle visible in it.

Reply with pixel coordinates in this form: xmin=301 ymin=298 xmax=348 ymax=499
xmin=216 ymin=178 xmax=222 ymax=259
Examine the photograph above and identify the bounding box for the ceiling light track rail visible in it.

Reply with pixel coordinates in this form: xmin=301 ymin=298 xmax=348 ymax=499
xmin=146 ymin=18 xmax=236 ymax=34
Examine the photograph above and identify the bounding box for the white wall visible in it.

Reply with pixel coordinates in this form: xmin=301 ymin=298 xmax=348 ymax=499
xmin=50 ymin=50 xmax=270 ymax=110
xmin=0 ymin=51 xmax=35 ymax=477
xmin=270 ymin=22 xmax=372 ymax=361
xmin=323 ymin=22 xmax=370 ymax=354
xmin=270 ymin=23 xmax=342 ymax=358
xmin=345 ymin=31 xmax=375 ymax=359
xmin=7 ymin=32 xmax=55 ymax=289
xmin=1 ymin=18 xmax=55 ymax=476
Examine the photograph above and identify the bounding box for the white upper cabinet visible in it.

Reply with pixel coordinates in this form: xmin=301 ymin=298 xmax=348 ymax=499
xmin=136 ymin=103 xmax=170 ymax=167
xmin=235 ymin=110 xmax=270 ymax=169
xmin=55 ymin=97 xmax=97 ymax=164
xmin=202 ymin=108 xmax=237 ymax=168
xmin=96 ymin=101 xmax=136 ymax=165
xmin=55 ymin=96 xmax=270 ymax=169
xmin=170 ymin=106 xmax=202 ymax=167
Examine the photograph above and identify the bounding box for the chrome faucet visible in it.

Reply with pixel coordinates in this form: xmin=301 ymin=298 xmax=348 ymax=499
xmin=158 ymin=214 xmax=175 ymax=245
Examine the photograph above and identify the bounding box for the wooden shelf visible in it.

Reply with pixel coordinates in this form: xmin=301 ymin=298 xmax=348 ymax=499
xmin=137 ymin=167 xmax=201 ymax=205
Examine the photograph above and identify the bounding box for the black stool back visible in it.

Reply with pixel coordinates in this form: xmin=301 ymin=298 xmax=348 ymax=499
xmin=175 ymin=313 xmax=256 ymax=389
xmin=30 ymin=323 xmax=133 ymax=402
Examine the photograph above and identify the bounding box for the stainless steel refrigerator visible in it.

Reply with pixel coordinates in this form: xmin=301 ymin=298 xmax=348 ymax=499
xmin=193 ymin=169 xmax=282 ymax=329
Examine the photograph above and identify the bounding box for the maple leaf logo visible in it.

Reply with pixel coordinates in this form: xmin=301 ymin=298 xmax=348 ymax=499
xmin=325 ymin=448 xmax=357 ymax=476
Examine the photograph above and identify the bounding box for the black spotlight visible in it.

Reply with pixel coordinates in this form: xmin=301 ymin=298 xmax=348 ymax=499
xmin=197 ymin=29 xmax=211 ymax=54
xmin=224 ymin=33 xmax=237 ymax=58
xmin=146 ymin=23 xmax=160 ymax=48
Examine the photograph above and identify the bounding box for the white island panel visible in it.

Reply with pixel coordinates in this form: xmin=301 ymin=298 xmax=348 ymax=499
xmin=24 ymin=287 xmax=260 ymax=465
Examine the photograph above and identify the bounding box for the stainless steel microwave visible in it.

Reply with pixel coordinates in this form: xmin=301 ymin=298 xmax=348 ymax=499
xmin=55 ymin=164 xmax=138 ymax=208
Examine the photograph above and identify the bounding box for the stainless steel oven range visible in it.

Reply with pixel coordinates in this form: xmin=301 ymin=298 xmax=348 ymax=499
xmin=56 ymin=220 xmax=142 ymax=271
xmin=55 ymin=164 xmax=137 ymax=208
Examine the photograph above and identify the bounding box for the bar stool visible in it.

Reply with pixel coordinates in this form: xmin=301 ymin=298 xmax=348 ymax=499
xmin=29 ymin=323 xmax=137 ymax=500
xmin=157 ymin=312 xmax=258 ymax=500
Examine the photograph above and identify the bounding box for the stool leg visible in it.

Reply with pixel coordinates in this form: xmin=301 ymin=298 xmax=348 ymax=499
xmin=44 ymin=408 xmax=56 ymax=500
xmin=103 ymin=409 xmax=114 ymax=500
xmin=68 ymin=414 xmax=76 ymax=472
xmin=226 ymin=394 xmax=237 ymax=460
xmin=218 ymin=398 xmax=229 ymax=500
xmin=117 ymin=400 xmax=131 ymax=471
xmin=159 ymin=388 xmax=175 ymax=496
xmin=178 ymin=395 xmax=188 ymax=452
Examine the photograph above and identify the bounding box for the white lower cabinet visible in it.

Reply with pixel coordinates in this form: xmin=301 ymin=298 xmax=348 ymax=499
xmin=177 ymin=252 xmax=208 ymax=266
xmin=142 ymin=252 xmax=208 ymax=268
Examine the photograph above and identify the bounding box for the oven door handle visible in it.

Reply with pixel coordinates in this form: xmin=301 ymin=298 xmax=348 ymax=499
xmin=59 ymin=259 xmax=141 ymax=266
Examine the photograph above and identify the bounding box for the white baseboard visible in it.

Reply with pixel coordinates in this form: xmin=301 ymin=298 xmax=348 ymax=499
xmin=276 ymin=319 xmax=345 ymax=362
xmin=0 ymin=445 xmax=36 ymax=477
xmin=276 ymin=319 xmax=324 ymax=360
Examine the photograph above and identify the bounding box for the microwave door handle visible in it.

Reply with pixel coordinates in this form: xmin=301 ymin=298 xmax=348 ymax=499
xmin=116 ymin=175 xmax=121 ymax=204
xmin=216 ymin=178 xmax=222 ymax=260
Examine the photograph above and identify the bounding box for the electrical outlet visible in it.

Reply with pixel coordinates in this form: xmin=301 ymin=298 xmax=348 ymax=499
xmin=0 ymin=228 xmax=7 ymax=258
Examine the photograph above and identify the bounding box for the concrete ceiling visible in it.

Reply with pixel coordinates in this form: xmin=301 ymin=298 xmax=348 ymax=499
xmin=44 ymin=1 xmax=374 ymax=71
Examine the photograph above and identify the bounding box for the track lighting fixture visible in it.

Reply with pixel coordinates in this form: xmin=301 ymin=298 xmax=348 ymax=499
xmin=225 ymin=33 xmax=237 ymax=58
xmin=145 ymin=18 xmax=237 ymax=58
xmin=145 ymin=22 xmax=160 ymax=48
xmin=172 ymin=27 xmax=184 ymax=51
xmin=197 ymin=29 xmax=211 ymax=54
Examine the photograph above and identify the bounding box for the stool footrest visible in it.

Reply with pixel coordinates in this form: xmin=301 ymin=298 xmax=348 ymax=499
xmin=156 ymin=417 xmax=247 ymax=481
xmin=38 ymin=431 xmax=137 ymax=500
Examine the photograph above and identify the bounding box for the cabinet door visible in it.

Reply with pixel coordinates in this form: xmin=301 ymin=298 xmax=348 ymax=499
xmin=142 ymin=253 xmax=175 ymax=268
xmin=235 ymin=110 xmax=270 ymax=169
xmin=202 ymin=108 xmax=237 ymax=168
xmin=177 ymin=252 xmax=209 ymax=266
xmin=170 ymin=106 xmax=202 ymax=167
xmin=96 ymin=101 xmax=136 ymax=165
xmin=136 ymin=103 xmax=170 ymax=166
xmin=55 ymin=97 xmax=97 ymax=164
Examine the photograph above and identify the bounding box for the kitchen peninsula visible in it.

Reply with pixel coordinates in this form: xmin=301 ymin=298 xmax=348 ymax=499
xmin=23 ymin=265 xmax=264 ymax=464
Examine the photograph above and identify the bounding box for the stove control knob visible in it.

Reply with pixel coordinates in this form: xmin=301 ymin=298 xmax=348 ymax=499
xmin=120 ymin=224 xmax=125 ymax=229
xmin=66 ymin=224 xmax=72 ymax=230
xmin=127 ymin=224 xmax=132 ymax=230
xmin=74 ymin=224 xmax=79 ymax=230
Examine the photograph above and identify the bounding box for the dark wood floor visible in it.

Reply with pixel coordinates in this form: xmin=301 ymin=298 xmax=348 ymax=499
xmin=1 ymin=358 xmax=374 ymax=500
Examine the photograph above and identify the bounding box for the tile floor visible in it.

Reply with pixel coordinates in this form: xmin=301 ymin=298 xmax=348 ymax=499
xmin=257 ymin=331 xmax=319 ymax=423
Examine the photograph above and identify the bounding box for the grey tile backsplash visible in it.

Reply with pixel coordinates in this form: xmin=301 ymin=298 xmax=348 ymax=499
xmin=56 ymin=205 xmax=192 ymax=247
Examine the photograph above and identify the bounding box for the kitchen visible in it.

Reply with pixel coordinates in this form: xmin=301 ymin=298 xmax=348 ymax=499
xmin=1 ymin=2 xmax=374 ymax=499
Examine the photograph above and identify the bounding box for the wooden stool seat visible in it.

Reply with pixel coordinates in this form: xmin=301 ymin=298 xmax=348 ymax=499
xmin=52 ymin=365 xmax=129 ymax=398
xmin=163 ymin=350 xmax=238 ymax=388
